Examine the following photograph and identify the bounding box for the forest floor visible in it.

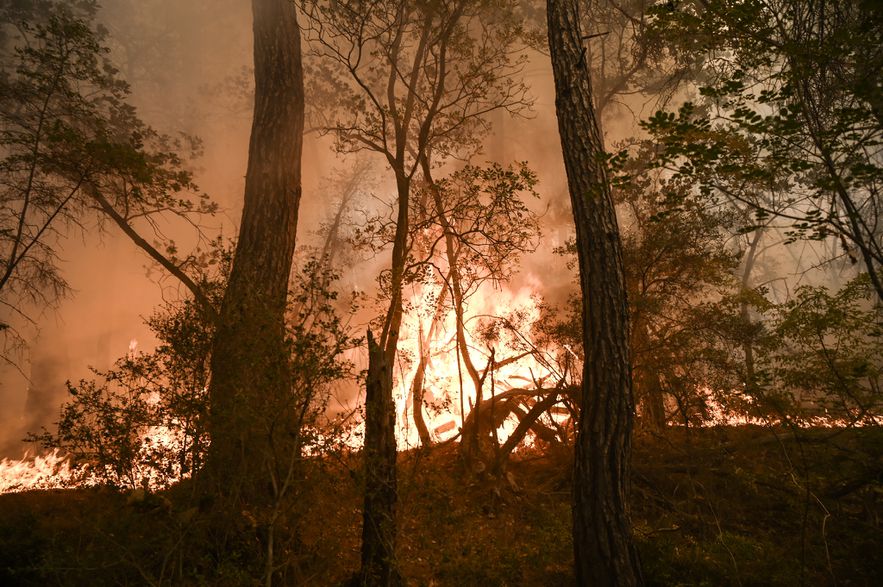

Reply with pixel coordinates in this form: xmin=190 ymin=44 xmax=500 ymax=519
xmin=1 ymin=425 xmax=881 ymax=586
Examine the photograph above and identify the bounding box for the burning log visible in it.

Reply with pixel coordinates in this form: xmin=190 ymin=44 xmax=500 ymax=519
xmin=458 ymin=384 xmax=577 ymax=472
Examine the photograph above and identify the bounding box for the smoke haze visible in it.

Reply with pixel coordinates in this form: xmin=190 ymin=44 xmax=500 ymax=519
xmin=2 ymin=1 xmax=852 ymax=458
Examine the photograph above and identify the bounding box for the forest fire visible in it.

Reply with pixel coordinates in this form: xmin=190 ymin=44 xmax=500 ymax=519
xmin=0 ymin=422 xmax=188 ymax=494
xmin=0 ymin=0 xmax=880 ymax=584
xmin=0 ymin=450 xmax=91 ymax=494
xmin=394 ymin=276 xmax=561 ymax=449
xmin=1 ymin=277 xmax=877 ymax=494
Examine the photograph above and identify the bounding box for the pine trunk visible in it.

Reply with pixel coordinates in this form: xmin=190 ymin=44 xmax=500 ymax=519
xmin=546 ymin=0 xmax=643 ymax=584
xmin=205 ymin=0 xmax=304 ymax=499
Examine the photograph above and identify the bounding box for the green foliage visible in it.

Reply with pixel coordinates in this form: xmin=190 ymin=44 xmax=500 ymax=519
xmin=0 ymin=0 xmax=216 ymax=359
xmin=642 ymin=0 xmax=883 ymax=298
xmin=283 ymin=255 xmax=361 ymax=455
xmin=545 ymin=129 xmax=882 ymax=428
xmin=689 ymin=273 xmax=883 ymax=425
xmin=31 ymin=248 xmax=359 ymax=489
xmin=352 ymin=161 xmax=541 ymax=304
xmin=758 ymin=274 xmax=883 ymax=423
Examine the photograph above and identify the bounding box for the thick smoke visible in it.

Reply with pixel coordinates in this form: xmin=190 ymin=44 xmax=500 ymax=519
xmin=5 ymin=1 xmax=849 ymax=458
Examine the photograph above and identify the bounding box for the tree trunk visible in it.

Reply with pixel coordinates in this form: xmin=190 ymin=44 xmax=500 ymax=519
xmin=205 ymin=0 xmax=304 ymax=500
xmin=409 ymin=326 xmax=434 ymax=448
xmin=740 ymin=228 xmax=763 ymax=395
xmin=632 ymin=323 xmax=666 ymax=432
xmin=546 ymin=1 xmax=643 ymax=585
xmin=409 ymin=284 xmax=448 ymax=448
xmin=359 ymin=331 xmax=402 ymax=586
xmin=358 ymin=169 xmax=409 ymax=585
xmin=642 ymin=368 xmax=667 ymax=432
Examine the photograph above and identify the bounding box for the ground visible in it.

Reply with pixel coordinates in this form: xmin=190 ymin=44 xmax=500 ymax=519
xmin=1 ymin=426 xmax=881 ymax=585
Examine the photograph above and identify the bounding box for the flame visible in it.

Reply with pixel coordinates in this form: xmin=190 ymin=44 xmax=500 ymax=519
xmin=393 ymin=272 xmax=563 ymax=450
xmin=0 ymin=423 xmax=190 ymax=494
xmin=0 ymin=450 xmax=96 ymax=493
xmin=682 ymin=387 xmax=883 ymax=428
xmin=0 ymin=396 xmax=192 ymax=494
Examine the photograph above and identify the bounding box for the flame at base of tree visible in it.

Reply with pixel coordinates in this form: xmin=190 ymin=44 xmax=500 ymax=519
xmin=392 ymin=273 xmax=567 ymax=450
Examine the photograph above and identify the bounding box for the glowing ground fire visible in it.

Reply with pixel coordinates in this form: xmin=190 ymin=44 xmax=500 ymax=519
xmin=2 ymin=277 xmax=871 ymax=494
xmin=0 ymin=450 xmax=94 ymax=494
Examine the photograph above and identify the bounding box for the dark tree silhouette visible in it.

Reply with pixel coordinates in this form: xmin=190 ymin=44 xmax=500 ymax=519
xmin=546 ymin=0 xmax=643 ymax=584
xmin=205 ymin=0 xmax=305 ymax=501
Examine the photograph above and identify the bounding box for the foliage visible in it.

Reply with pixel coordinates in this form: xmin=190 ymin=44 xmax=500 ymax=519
xmin=282 ymin=255 xmax=362 ymax=457
xmin=348 ymin=161 xmax=542 ymax=296
xmin=615 ymin=140 xmax=745 ymax=427
xmin=0 ymin=0 xmax=217 ymax=360
xmin=27 ymin=245 xmax=227 ymax=488
xmin=642 ymin=0 xmax=883 ymax=300
xmin=756 ymin=274 xmax=883 ymax=424
xmin=412 ymin=162 xmax=541 ymax=289
xmin=30 ymin=249 xmax=358 ymax=489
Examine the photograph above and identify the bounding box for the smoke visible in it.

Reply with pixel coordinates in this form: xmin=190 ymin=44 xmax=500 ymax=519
xmin=0 ymin=0 xmax=253 ymax=456
xmin=0 ymin=3 xmax=679 ymax=457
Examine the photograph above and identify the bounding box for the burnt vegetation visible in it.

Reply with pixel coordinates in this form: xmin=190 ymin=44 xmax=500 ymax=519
xmin=0 ymin=0 xmax=881 ymax=585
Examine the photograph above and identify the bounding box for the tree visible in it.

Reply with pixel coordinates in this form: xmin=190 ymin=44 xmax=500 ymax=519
xmin=642 ymin=0 xmax=883 ymax=301
xmin=415 ymin=163 xmax=541 ymax=462
xmin=546 ymin=0 xmax=643 ymax=584
xmin=203 ymin=0 xmax=305 ymax=517
xmin=0 ymin=0 xmax=217 ymax=365
xmin=612 ymin=141 xmax=742 ymax=430
xmin=301 ymin=1 xmax=531 ymax=581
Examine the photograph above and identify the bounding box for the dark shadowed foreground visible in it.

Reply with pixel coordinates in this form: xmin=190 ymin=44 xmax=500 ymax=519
xmin=1 ymin=426 xmax=880 ymax=586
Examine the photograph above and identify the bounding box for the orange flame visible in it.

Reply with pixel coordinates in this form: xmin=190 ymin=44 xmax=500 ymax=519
xmin=0 ymin=449 xmax=96 ymax=493
xmin=393 ymin=274 xmax=561 ymax=450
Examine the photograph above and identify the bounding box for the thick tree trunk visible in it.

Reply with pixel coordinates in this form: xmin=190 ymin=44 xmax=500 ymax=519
xmin=205 ymin=0 xmax=304 ymax=499
xmin=546 ymin=1 xmax=643 ymax=585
